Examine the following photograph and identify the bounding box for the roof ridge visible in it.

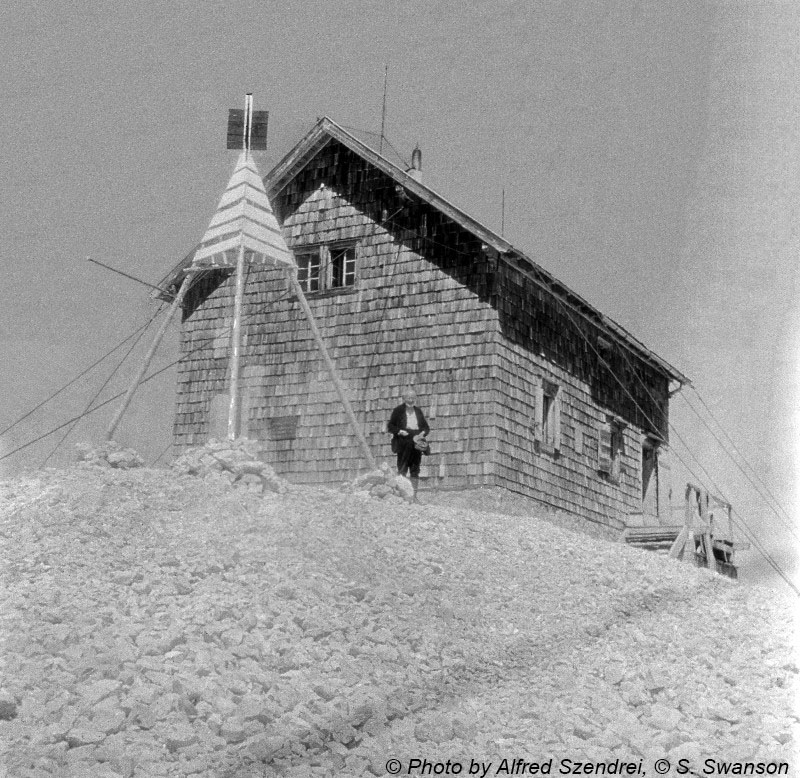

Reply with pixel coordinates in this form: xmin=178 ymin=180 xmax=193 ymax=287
xmin=158 ymin=118 xmax=688 ymax=385
xmin=263 ymin=118 xmax=687 ymax=383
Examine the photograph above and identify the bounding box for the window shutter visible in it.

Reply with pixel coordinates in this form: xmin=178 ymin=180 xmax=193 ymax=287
xmin=553 ymin=392 xmax=562 ymax=452
xmin=598 ymin=428 xmax=613 ymax=474
xmin=532 ymin=383 xmax=544 ymax=442
xmin=611 ymin=427 xmax=622 ymax=480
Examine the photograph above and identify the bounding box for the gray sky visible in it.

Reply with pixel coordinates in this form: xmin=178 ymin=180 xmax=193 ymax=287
xmin=2 ymin=0 xmax=798 ymax=588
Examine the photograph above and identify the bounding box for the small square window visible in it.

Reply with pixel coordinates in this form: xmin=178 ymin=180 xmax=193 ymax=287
xmin=293 ymin=243 xmax=357 ymax=294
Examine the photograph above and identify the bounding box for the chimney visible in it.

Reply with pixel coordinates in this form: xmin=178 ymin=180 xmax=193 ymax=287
xmin=406 ymin=145 xmax=422 ymax=182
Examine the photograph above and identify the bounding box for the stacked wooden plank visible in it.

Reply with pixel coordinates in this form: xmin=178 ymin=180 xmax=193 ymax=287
xmin=622 ymin=526 xmax=684 ymax=552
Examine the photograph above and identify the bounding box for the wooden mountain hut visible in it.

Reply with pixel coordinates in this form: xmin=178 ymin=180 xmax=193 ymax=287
xmin=159 ymin=117 xmax=689 ymax=532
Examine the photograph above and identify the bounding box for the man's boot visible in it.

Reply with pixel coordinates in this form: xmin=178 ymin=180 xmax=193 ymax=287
xmin=410 ymin=476 xmax=419 ymax=501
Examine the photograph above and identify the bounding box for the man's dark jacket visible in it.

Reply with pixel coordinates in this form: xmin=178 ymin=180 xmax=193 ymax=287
xmin=387 ymin=404 xmax=430 ymax=452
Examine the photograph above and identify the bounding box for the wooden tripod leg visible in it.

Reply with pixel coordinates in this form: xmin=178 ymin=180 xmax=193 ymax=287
xmin=105 ymin=274 xmax=193 ymax=441
xmin=227 ymin=244 xmax=246 ymax=440
xmin=288 ymin=270 xmax=378 ymax=471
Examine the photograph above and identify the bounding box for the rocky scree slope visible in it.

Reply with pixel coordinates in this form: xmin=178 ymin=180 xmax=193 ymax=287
xmin=0 ymin=468 xmax=796 ymax=778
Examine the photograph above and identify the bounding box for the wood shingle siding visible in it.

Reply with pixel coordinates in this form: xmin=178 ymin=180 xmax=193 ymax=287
xmin=171 ymin=121 xmax=685 ymax=530
xmin=175 ymin=140 xmax=499 ymax=487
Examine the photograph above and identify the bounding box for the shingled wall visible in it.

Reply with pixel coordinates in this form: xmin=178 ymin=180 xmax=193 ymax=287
xmin=175 ymin=139 xmax=501 ymax=488
xmin=491 ymin=259 xmax=672 ymax=527
xmin=174 ymin=137 xmax=674 ymax=528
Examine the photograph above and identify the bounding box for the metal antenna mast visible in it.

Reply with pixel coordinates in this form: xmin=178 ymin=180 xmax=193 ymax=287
xmin=380 ymin=65 xmax=388 ymax=154
xmin=227 ymin=93 xmax=253 ymax=440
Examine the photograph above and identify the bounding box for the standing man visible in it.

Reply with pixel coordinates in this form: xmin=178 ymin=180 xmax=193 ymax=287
xmin=387 ymin=387 xmax=430 ymax=499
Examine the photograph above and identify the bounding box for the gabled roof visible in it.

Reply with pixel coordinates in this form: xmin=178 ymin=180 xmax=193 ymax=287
xmin=264 ymin=117 xmax=688 ymax=386
xmin=264 ymin=118 xmax=514 ymax=256
xmin=159 ymin=116 xmax=688 ymax=386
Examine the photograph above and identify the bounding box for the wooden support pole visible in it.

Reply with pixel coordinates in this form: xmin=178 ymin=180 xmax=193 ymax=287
xmin=686 ymin=484 xmax=699 ymax=564
xmin=698 ymin=489 xmax=717 ymax=572
xmin=105 ymin=273 xmax=194 ymax=441
xmin=670 ymin=485 xmax=694 ymax=560
xmin=228 ymin=243 xmax=246 ymax=440
xmin=669 ymin=526 xmax=689 ymax=560
xmin=288 ymin=269 xmax=378 ymax=471
xmin=685 ymin=482 xmax=695 ymax=539
xmin=703 ymin=526 xmax=715 ymax=572
xmin=704 ymin=531 xmax=717 ymax=572
xmin=727 ymin=503 xmax=734 ymax=542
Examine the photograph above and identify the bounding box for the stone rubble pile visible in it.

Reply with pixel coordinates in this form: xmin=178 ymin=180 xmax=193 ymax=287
xmin=0 ymin=467 xmax=796 ymax=778
xmin=76 ymin=441 xmax=144 ymax=470
xmin=171 ymin=438 xmax=288 ymax=494
xmin=343 ymin=462 xmax=415 ymax=503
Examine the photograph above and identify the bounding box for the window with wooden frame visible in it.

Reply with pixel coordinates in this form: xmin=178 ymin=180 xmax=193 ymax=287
xmin=329 ymin=244 xmax=356 ymax=289
xmin=295 ymin=242 xmax=358 ymax=294
xmin=533 ymin=379 xmax=562 ymax=454
xmin=598 ymin=417 xmax=625 ymax=482
xmin=296 ymin=251 xmax=321 ymax=293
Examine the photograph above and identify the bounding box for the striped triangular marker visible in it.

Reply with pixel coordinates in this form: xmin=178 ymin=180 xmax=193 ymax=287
xmin=192 ymin=151 xmax=295 ymax=269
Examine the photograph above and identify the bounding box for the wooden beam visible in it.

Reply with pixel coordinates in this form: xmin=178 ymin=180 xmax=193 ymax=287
xmin=668 ymin=526 xmax=689 ymax=559
xmin=106 ymin=273 xmax=194 ymax=441
xmin=675 ymin=483 xmax=696 ymax=562
xmin=228 ymin=242 xmax=246 ymax=440
xmin=703 ymin=530 xmax=717 ymax=572
xmin=287 ymin=269 xmax=378 ymax=471
xmin=697 ymin=489 xmax=717 ymax=572
xmin=727 ymin=503 xmax=734 ymax=543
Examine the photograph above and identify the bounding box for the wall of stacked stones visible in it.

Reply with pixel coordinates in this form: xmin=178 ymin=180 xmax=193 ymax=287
xmin=491 ymin=260 xmax=672 ymax=528
xmin=175 ymin=140 xmax=501 ymax=488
